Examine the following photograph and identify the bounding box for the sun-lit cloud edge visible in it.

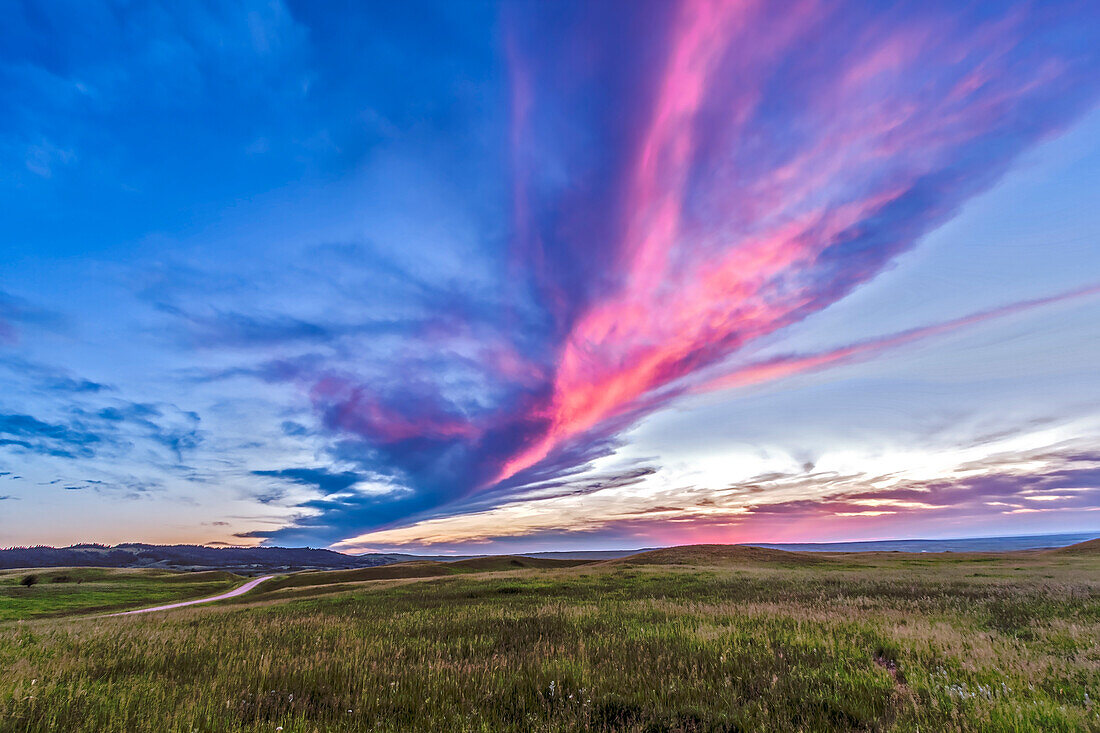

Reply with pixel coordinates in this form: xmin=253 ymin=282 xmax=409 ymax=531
xmin=335 ymin=374 xmax=1100 ymax=553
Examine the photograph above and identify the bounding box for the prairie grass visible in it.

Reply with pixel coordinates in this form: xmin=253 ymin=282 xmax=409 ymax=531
xmin=0 ymin=567 xmax=240 ymax=621
xmin=1 ymin=550 xmax=1097 ymax=731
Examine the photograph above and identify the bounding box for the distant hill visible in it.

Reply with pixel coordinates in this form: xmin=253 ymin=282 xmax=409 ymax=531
xmin=447 ymin=555 xmax=589 ymax=571
xmin=520 ymin=534 xmax=1100 ymax=560
xmin=607 ymin=544 xmax=828 ymax=567
xmin=6 ymin=533 xmax=1095 ymax=573
xmin=749 ymin=532 xmax=1098 ymax=553
xmin=0 ymin=543 xmax=420 ymax=573
xmin=521 ymin=549 xmax=651 ymax=560
xmin=1050 ymin=538 xmax=1100 ymax=555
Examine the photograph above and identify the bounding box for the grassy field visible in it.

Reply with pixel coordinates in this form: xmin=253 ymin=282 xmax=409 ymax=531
xmin=0 ymin=567 xmax=242 ymax=621
xmin=1 ymin=544 xmax=1098 ymax=731
xmin=256 ymin=556 xmax=590 ymax=597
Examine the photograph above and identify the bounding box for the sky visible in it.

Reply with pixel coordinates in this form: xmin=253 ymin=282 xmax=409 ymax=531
xmin=1 ymin=0 xmax=1099 ymax=554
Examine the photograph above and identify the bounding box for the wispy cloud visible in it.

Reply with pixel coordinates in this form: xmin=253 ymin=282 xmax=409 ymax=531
xmin=0 ymin=396 xmax=201 ymax=468
xmin=251 ymin=467 xmax=365 ymax=496
xmin=0 ymin=413 xmax=101 ymax=459
xmin=0 ymin=290 xmax=64 ymax=345
xmin=693 ymin=284 xmax=1100 ymax=394
xmin=154 ymin=302 xmax=420 ymax=350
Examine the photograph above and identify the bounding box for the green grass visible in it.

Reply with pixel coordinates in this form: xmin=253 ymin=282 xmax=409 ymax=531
xmin=1 ymin=549 xmax=1098 ymax=731
xmin=447 ymin=556 xmax=592 ymax=572
xmin=244 ymin=558 xmax=593 ymax=602
xmin=0 ymin=567 xmax=242 ymax=621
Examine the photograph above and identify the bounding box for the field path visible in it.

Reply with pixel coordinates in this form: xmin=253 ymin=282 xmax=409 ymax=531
xmin=104 ymin=575 xmax=274 ymax=617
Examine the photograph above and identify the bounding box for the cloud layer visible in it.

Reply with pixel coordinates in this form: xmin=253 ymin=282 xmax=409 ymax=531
xmin=335 ymin=439 xmax=1100 ymax=553
xmin=242 ymin=0 xmax=1100 ymax=546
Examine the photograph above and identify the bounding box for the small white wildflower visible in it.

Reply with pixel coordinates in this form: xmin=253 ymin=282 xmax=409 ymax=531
xmin=347 ymin=709 xmax=353 ymax=713
xmin=288 ymin=694 xmax=293 ymax=702
xmin=276 ymin=728 xmax=283 ymax=732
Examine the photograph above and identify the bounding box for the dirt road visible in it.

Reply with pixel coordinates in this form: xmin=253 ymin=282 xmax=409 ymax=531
xmin=104 ymin=575 xmax=273 ymax=616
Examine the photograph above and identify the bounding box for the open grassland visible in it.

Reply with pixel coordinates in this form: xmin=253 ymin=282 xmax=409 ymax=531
xmin=1 ymin=546 xmax=1098 ymax=732
xmin=258 ymin=556 xmax=587 ymax=597
xmin=0 ymin=567 xmax=241 ymax=621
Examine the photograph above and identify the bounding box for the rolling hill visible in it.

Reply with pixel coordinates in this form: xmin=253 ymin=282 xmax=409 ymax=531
xmin=1050 ymin=537 xmax=1100 ymax=555
xmin=606 ymin=544 xmax=830 ymax=567
xmin=0 ymin=543 xmax=418 ymax=573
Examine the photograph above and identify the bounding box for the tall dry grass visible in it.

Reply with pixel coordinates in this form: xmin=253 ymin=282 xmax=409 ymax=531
xmin=1 ymin=551 xmax=1097 ymax=731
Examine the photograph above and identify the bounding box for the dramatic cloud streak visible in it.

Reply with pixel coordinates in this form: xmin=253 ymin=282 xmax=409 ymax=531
xmin=497 ymin=0 xmax=1100 ymax=484
xmin=237 ymin=0 xmax=1100 ymax=546
xmin=695 ymin=285 xmax=1100 ymax=394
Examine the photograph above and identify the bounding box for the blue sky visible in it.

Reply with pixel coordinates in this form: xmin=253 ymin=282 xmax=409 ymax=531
xmin=1 ymin=0 xmax=1098 ymax=552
